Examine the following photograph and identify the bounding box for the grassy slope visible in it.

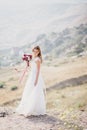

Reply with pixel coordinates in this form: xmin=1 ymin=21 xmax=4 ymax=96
xmin=0 ymin=56 xmax=87 ymax=129
xmin=0 ymin=56 xmax=87 ymax=105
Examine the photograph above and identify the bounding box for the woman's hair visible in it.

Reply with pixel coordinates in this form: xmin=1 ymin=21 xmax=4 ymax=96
xmin=32 ymin=46 xmax=42 ymax=63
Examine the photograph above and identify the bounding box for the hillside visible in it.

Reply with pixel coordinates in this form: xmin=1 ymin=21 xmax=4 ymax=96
xmin=0 ymin=54 xmax=87 ymax=128
xmin=0 ymin=56 xmax=87 ymax=129
xmin=0 ymin=23 xmax=87 ymax=67
xmin=33 ymin=23 xmax=87 ymax=58
xmin=0 ymin=3 xmax=87 ymax=67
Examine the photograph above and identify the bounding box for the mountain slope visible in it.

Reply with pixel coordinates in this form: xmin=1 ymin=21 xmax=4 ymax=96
xmin=32 ymin=23 xmax=87 ymax=58
xmin=0 ymin=3 xmax=87 ymax=49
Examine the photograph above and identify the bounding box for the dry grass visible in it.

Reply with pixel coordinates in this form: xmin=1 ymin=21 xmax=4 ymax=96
xmin=0 ymin=56 xmax=87 ymax=129
xmin=47 ymin=83 xmax=87 ymax=110
xmin=0 ymin=56 xmax=87 ymax=106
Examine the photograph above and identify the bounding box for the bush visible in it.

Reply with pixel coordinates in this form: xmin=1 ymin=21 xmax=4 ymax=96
xmin=0 ymin=82 xmax=5 ymax=88
xmin=11 ymin=86 xmax=18 ymax=91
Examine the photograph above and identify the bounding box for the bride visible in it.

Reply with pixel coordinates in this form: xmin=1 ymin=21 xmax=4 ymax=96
xmin=15 ymin=46 xmax=47 ymax=117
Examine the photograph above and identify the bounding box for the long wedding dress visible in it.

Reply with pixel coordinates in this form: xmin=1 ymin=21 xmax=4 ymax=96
xmin=15 ymin=57 xmax=46 ymax=116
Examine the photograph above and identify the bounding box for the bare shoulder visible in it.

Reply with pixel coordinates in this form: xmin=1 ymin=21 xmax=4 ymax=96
xmin=35 ymin=57 xmax=41 ymax=63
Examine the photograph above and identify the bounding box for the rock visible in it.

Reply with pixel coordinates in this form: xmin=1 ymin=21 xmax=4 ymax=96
xmin=0 ymin=106 xmax=14 ymax=117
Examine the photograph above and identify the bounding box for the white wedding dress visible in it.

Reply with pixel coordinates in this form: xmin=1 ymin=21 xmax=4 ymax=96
xmin=15 ymin=57 xmax=46 ymax=116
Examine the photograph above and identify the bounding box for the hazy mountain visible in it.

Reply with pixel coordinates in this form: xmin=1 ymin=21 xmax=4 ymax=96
xmin=44 ymin=4 xmax=87 ymax=33
xmin=0 ymin=23 xmax=87 ymax=67
xmin=0 ymin=3 xmax=87 ymax=49
xmin=0 ymin=2 xmax=87 ymax=66
xmin=31 ymin=23 xmax=87 ymax=58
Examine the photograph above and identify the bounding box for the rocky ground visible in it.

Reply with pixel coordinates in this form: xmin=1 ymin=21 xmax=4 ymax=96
xmin=0 ymin=106 xmax=87 ymax=130
xmin=0 ymin=107 xmax=64 ymax=130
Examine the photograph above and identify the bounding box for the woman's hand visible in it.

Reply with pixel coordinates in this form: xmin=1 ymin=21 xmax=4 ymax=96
xmin=34 ymin=79 xmax=38 ymax=86
xmin=34 ymin=58 xmax=41 ymax=87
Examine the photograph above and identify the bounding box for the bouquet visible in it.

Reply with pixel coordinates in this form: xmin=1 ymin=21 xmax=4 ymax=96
xmin=18 ymin=54 xmax=32 ymax=83
xmin=15 ymin=54 xmax=32 ymax=84
xmin=22 ymin=54 xmax=32 ymax=66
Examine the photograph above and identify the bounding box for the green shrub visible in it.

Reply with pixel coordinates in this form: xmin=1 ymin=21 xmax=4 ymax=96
xmin=11 ymin=86 xmax=18 ymax=91
xmin=0 ymin=82 xmax=5 ymax=88
xmin=78 ymin=103 xmax=85 ymax=108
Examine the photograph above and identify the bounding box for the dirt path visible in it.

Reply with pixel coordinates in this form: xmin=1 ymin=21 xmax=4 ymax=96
xmin=0 ymin=107 xmax=86 ymax=130
xmin=0 ymin=107 xmax=65 ymax=130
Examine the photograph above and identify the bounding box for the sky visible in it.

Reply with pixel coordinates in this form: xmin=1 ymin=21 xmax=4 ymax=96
xmin=0 ymin=0 xmax=87 ymax=5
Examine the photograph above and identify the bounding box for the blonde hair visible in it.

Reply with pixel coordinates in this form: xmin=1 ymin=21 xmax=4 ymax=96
xmin=32 ymin=46 xmax=42 ymax=63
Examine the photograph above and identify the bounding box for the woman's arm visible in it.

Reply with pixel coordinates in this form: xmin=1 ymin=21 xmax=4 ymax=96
xmin=34 ymin=60 xmax=41 ymax=86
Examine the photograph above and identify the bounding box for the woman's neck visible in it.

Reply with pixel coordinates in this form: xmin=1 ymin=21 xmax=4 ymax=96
xmin=34 ymin=56 xmax=39 ymax=59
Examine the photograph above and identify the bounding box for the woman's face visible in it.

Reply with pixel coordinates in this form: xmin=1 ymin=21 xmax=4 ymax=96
xmin=32 ymin=49 xmax=39 ymax=58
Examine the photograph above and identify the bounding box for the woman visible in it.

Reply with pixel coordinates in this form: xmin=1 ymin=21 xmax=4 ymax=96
xmin=15 ymin=46 xmax=46 ymax=117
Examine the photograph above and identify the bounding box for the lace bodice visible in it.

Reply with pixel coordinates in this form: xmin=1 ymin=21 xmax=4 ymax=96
xmin=34 ymin=57 xmax=41 ymax=62
xmin=30 ymin=57 xmax=41 ymax=74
